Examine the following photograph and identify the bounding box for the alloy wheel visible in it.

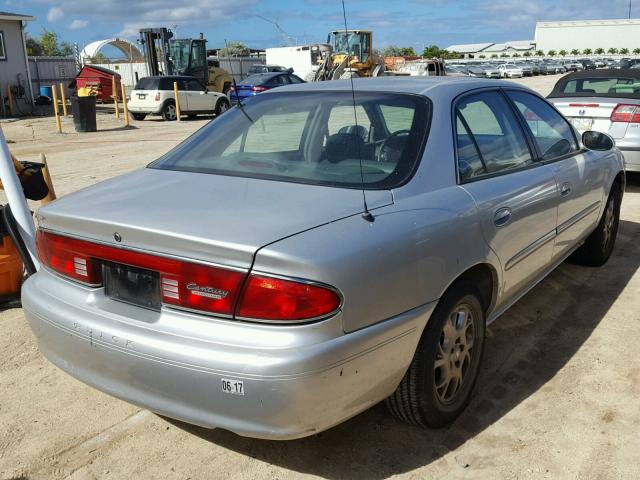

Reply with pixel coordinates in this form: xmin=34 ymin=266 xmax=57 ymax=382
xmin=602 ymin=196 xmax=616 ymax=250
xmin=434 ymin=304 xmax=476 ymax=404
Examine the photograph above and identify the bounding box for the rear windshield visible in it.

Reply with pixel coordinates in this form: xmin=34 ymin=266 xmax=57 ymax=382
xmin=549 ymin=76 xmax=640 ymax=98
xmin=151 ymin=91 xmax=431 ymax=189
xmin=134 ymin=77 xmax=159 ymax=90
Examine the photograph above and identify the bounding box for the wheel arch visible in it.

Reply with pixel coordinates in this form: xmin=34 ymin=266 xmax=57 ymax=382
xmin=439 ymin=262 xmax=499 ymax=316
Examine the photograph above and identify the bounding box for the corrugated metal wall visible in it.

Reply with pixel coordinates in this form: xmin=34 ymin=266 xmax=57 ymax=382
xmin=90 ymin=63 xmax=149 ymax=88
xmin=28 ymin=56 xmax=77 ymax=97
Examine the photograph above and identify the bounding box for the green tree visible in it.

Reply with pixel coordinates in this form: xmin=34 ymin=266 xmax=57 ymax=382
xmin=500 ymin=53 xmax=508 ymax=58
xmin=559 ymin=49 xmax=567 ymax=57
xmin=536 ymin=50 xmax=545 ymax=56
xmin=607 ymin=47 xmax=618 ymax=54
xmin=382 ymin=45 xmax=403 ymax=56
xmin=633 ymin=48 xmax=640 ymax=55
xmin=26 ymin=31 xmax=73 ymax=56
xmin=491 ymin=54 xmax=498 ymax=58
xmin=571 ymin=49 xmax=580 ymax=55
xmin=523 ymin=51 xmax=531 ymax=57
xmin=421 ymin=44 xmax=442 ymax=58
xmin=513 ymin=52 xmax=521 ymax=58
xmin=400 ymin=47 xmax=416 ymax=56
xmin=478 ymin=54 xmax=486 ymax=59
xmin=219 ymin=41 xmax=250 ymax=57
xmin=620 ymin=47 xmax=629 ymax=55
xmin=583 ymin=48 xmax=593 ymax=55
xmin=595 ymin=48 xmax=605 ymax=55
xmin=547 ymin=50 xmax=557 ymax=56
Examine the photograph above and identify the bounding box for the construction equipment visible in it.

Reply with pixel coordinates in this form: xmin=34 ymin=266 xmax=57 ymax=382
xmin=313 ymin=30 xmax=385 ymax=81
xmin=139 ymin=28 xmax=233 ymax=93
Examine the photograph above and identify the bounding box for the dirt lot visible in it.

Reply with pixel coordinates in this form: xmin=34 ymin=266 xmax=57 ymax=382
xmin=1 ymin=75 xmax=640 ymax=480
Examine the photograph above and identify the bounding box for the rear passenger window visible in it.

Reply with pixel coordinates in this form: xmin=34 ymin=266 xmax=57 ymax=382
xmin=455 ymin=91 xmax=534 ymax=182
xmin=507 ymin=91 xmax=578 ymax=161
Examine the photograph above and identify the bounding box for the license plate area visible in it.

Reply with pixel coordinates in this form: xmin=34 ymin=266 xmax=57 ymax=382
xmin=570 ymin=117 xmax=594 ymax=131
xmin=137 ymin=94 xmax=146 ymax=99
xmin=103 ymin=261 xmax=161 ymax=311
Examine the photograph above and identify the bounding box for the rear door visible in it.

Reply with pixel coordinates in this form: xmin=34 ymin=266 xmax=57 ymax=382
xmin=507 ymin=90 xmax=605 ymax=259
xmin=455 ymin=90 xmax=559 ymax=303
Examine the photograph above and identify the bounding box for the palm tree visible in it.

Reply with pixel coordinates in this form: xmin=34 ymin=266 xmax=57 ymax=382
xmin=620 ymin=47 xmax=630 ymax=55
xmin=607 ymin=47 xmax=618 ymax=54
xmin=633 ymin=48 xmax=640 ymax=55
xmin=583 ymin=48 xmax=593 ymax=55
xmin=536 ymin=50 xmax=545 ymax=57
xmin=559 ymin=49 xmax=567 ymax=57
xmin=523 ymin=51 xmax=531 ymax=57
xmin=491 ymin=54 xmax=498 ymax=59
xmin=547 ymin=50 xmax=557 ymax=57
xmin=571 ymin=49 xmax=580 ymax=56
xmin=595 ymin=48 xmax=605 ymax=55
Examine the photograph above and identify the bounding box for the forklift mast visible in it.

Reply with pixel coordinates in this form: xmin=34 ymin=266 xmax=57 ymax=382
xmin=139 ymin=28 xmax=174 ymax=77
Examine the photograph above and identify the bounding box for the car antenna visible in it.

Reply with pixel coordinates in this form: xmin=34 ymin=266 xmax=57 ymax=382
xmin=224 ymin=39 xmax=254 ymax=124
xmin=340 ymin=0 xmax=373 ymax=222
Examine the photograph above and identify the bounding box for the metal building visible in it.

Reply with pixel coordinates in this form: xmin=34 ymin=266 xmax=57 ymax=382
xmin=0 ymin=11 xmax=34 ymax=115
xmin=535 ymin=19 xmax=640 ymax=52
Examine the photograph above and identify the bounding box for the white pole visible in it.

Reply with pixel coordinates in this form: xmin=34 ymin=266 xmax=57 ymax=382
xmin=0 ymin=126 xmax=39 ymax=269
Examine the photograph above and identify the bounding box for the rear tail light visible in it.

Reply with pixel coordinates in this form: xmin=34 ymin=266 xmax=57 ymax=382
xmin=36 ymin=231 xmax=341 ymax=322
xmin=611 ymin=104 xmax=640 ymax=123
xmin=154 ymin=92 xmax=161 ymax=101
xmin=237 ymin=275 xmax=341 ymax=321
xmin=251 ymin=86 xmax=267 ymax=92
xmin=36 ymin=230 xmax=244 ymax=316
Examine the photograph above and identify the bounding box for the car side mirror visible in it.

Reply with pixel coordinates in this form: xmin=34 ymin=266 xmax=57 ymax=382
xmin=288 ymin=68 xmax=294 ymax=73
xmin=582 ymin=131 xmax=614 ymax=151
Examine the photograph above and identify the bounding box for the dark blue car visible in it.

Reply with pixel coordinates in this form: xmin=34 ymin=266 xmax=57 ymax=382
xmin=229 ymin=72 xmax=305 ymax=104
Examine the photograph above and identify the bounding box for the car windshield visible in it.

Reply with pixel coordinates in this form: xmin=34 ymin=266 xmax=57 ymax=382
xmin=151 ymin=91 xmax=431 ymax=189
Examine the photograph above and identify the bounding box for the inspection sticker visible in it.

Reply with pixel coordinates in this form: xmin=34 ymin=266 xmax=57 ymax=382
xmin=221 ymin=378 xmax=245 ymax=396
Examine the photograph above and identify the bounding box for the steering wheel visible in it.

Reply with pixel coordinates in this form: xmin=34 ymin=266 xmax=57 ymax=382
xmin=377 ymin=130 xmax=410 ymax=163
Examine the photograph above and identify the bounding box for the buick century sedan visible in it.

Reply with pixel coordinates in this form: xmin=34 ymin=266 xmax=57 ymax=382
xmin=24 ymin=77 xmax=624 ymax=439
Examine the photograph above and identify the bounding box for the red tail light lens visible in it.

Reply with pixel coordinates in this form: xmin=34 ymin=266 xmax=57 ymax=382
xmin=36 ymin=230 xmax=342 ymax=322
xmin=36 ymin=230 xmax=244 ymax=316
xmin=251 ymin=86 xmax=267 ymax=92
xmin=611 ymin=104 xmax=640 ymax=123
xmin=36 ymin=231 xmax=102 ymax=285
xmin=237 ymin=275 xmax=341 ymax=321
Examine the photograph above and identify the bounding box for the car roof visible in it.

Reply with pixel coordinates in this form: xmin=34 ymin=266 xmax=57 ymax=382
xmin=263 ymin=76 xmax=531 ymax=97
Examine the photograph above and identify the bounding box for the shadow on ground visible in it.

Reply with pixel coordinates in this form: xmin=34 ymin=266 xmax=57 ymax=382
xmin=168 ymin=177 xmax=640 ymax=479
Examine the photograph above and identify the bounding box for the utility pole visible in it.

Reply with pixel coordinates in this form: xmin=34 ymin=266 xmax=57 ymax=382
xmin=630 ymin=0 xmax=632 ymax=19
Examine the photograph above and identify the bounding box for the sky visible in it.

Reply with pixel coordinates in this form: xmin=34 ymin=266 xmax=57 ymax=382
xmin=5 ymin=0 xmax=638 ymax=54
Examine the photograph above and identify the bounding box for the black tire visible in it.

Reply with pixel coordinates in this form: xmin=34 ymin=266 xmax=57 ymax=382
xmin=386 ymin=281 xmax=486 ymax=428
xmin=161 ymin=101 xmax=178 ymax=121
xmin=570 ymin=182 xmax=622 ymax=267
xmin=131 ymin=113 xmax=146 ymax=121
xmin=215 ymin=98 xmax=230 ymax=116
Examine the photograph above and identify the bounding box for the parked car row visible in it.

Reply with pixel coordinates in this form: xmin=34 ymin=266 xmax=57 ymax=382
xmin=446 ymin=57 xmax=640 ymax=78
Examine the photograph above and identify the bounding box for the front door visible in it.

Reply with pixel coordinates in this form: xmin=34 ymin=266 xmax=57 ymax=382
xmin=455 ymin=90 xmax=559 ymax=303
xmin=185 ymin=79 xmax=209 ymax=112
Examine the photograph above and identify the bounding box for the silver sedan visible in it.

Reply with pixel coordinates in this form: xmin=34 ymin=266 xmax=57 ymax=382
xmin=24 ymin=77 xmax=625 ymax=440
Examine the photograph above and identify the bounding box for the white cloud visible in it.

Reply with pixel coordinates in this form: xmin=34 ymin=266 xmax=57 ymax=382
xmin=47 ymin=7 xmax=64 ymax=23
xmin=69 ymin=19 xmax=89 ymax=30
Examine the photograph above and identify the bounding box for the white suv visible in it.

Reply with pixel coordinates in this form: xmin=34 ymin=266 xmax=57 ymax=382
xmin=128 ymin=76 xmax=230 ymax=121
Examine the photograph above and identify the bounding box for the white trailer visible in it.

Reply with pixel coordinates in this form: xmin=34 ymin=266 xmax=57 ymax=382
xmin=266 ymin=45 xmax=329 ymax=80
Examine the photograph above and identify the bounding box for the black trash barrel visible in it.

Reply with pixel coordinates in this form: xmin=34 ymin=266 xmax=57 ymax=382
xmin=71 ymin=95 xmax=97 ymax=132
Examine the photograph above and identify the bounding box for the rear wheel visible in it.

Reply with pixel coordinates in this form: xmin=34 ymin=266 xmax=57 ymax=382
xmin=570 ymin=183 xmax=622 ymax=266
xmin=386 ymin=282 xmax=486 ymax=427
xmin=131 ymin=113 xmax=146 ymax=121
xmin=215 ymin=98 xmax=230 ymax=116
xmin=162 ymin=101 xmax=177 ymax=121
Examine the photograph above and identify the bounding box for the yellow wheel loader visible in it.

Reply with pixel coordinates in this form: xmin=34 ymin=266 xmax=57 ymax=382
xmin=313 ymin=30 xmax=385 ymax=81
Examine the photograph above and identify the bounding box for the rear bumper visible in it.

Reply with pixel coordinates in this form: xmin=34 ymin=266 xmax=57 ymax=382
xmin=22 ymin=269 xmax=432 ymax=440
xmin=127 ymin=104 xmax=162 ymax=114
xmin=618 ymin=146 xmax=640 ymax=172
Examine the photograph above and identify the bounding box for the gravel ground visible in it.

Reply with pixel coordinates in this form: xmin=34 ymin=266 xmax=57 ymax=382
xmin=1 ymin=74 xmax=640 ymax=480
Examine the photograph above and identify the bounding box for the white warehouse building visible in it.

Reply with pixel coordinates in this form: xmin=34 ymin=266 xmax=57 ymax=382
xmin=535 ymin=19 xmax=640 ymax=52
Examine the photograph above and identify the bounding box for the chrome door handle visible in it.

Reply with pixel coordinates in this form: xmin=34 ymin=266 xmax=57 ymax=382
xmin=560 ymin=182 xmax=572 ymax=197
xmin=494 ymin=207 xmax=512 ymax=227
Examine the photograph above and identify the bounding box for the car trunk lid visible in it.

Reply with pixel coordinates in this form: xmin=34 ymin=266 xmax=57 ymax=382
xmin=550 ymin=96 xmax=640 ymax=138
xmin=37 ymin=168 xmax=393 ymax=270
